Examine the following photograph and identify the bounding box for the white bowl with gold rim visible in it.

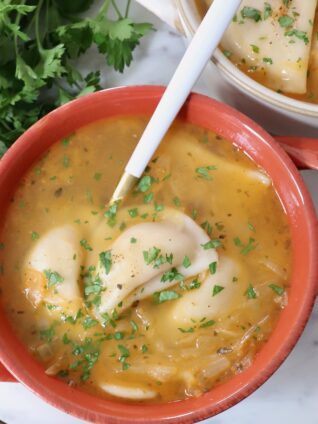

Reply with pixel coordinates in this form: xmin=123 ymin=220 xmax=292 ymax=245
xmin=136 ymin=0 xmax=318 ymax=136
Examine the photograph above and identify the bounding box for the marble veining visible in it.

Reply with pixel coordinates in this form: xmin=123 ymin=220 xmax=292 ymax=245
xmin=0 ymin=2 xmax=317 ymax=423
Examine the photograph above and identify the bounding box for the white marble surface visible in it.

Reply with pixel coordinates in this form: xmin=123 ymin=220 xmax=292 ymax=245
xmin=1 ymin=2 xmax=318 ymax=423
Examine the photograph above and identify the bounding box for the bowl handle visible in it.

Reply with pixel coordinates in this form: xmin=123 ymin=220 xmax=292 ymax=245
xmin=276 ymin=136 xmax=318 ymax=297
xmin=135 ymin=0 xmax=183 ymax=32
xmin=274 ymin=136 xmax=318 ymax=170
xmin=0 ymin=360 xmax=15 ymax=382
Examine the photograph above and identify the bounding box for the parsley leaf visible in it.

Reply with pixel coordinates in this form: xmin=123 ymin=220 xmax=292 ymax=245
xmin=80 ymin=239 xmax=93 ymax=251
xmin=0 ymin=2 xmax=153 ymax=155
xmin=269 ymin=283 xmax=285 ymax=295
xmin=182 ymin=256 xmax=191 ymax=268
xmin=153 ymin=290 xmax=181 ymax=304
xmin=212 ymin=285 xmax=224 ymax=296
xmin=137 ymin=175 xmax=155 ymax=192
xmin=99 ymin=250 xmax=112 ymax=274
xmin=195 ymin=165 xmax=217 ymax=180
xmin=278 ymin=15 xmax=294 ymax=28
xmin=44 ymin=269 xmax=64 ymax=287
xmin=241 ymin=7 xmax=262 ymax=22
xmin=233 ymin=237 xmax=256 ymax=255
xmin=245 ymin=284 xmax=257 ymax=299
xmin=201 ymin=239 xmax=222 ymax=249
xmin=161 ymin=268 xmax=184 ymax=283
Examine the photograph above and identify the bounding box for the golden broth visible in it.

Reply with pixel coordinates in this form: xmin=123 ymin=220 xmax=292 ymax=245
xmin=197 ymin=0 xmax=318 ymax=104
xmin=0 ymin=117 xmax=291 ymax=403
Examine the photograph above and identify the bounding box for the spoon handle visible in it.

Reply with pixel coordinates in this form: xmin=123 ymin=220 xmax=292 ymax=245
xmin=125 ymin=0 xmax=242 ymax=178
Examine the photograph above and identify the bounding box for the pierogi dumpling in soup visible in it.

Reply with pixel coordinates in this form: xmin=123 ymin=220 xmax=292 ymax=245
xmin=0 ymin=117 xmax=291 ymax=403
xmin=198 ymin=0 xmax=318 ymax=104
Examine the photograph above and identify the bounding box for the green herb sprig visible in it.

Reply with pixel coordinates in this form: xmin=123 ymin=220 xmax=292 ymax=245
xmin=0 ymin=1 xmax=153 ymax=154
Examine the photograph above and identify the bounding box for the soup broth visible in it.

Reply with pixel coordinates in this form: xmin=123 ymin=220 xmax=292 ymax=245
xmin=0 ymin=117 xmax=291 ymax=403
xmin=198 ymin=0 xmax=318 ymax=104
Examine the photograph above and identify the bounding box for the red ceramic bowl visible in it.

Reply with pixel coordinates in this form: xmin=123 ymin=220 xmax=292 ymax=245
xmin=0 ymin=86 xmax=317 ymax=423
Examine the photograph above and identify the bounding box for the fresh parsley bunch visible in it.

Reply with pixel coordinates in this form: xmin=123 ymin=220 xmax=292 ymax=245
xmin=0 ymin=0 xmax=153 ymax=155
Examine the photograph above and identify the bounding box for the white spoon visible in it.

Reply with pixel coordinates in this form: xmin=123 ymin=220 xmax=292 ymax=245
xmin=111 ymin=0 xmax=242 ymax=203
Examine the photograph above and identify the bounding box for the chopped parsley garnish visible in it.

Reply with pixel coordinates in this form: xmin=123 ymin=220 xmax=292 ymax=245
xmin=62 ymin=333 xmax=71 ymax=345
xmin=178 ymin=327 xmax=194 ymax=333
xmin=137 ymin=175 xmax=155 ymax=192
xmin=248 ymin=222 xmax=255 ymax=232
xmin=143 ymin=247 xmax=172 ymax=269
xmin=93 ymin=172 xmax=102 ymax=181
xmin=130 ymin=320 xmax=138 ymax=334
xmin=223 ymin=49 xmax=232 ymax=58
xmin=141 ymin=344 xmax=148 ymax=353
xmin=122 ymin=362 xmax=130 ymax=371
xmin=128 ymin=208 xmax=138 ymax=218
xmin=269 ymin=283 xmax=285 ymax=296
xmin=118 ymin=344 xmax=130 ymax=370
xmin=250 ymin=44 xmax=259 ymax=53
xmin=104 ymin=201 xmax=120 ymax=227
xmin=212 ymin=285 xmax=224 ymax=296
xmin=101 ymin=312 xmax=116 ymax=328
xmin=189 ymin=279 xmax=201 ymax=290
xmin=166 ymin=253 xmax=173 ymax=264
xmin=40 ymin=326 xmax=55 ymax=343
xmin=63 ymin=155 xmax=70 ymax=168
xmin=31 ymin=231 xmax=39 ymax=240
xmin=144 ymin=192 xmax=154 ymax=204
xmin=233 ymin=237 xmax=256 ymax=255
xmin=114 ymin=331 xmax=124 ymax=340
xmin=84 ymin=274 xmax=102 ymax=297
xmin=112 ymin=309 xmax=119 ymax=320
xmin=285 ymin=29 xmax=309 ymax=44
xmin=191 ymin=209 xmax=198 ymax=220
xmin=80 ymin=239 xmax=93 ymax=251
xmin=263 ymin=57 xmax=273 ymax=65
xmin=209 ymin=261 xmax=217 ymax=275
xmin=278 ymin=15 xmax=294 ymax=28
xmin=130 ymin=237 xmax=137 ymax=244
xmin=161 ymin=267 xmax=184 ymax=283
xmin=199 ymin=319 xmax=215 ymax=328
xmin=82 ymin=316 xmax=98 ymax=329
xmin=182 ymin=256 xmax=191 ymax=268
xmin=62 ymin=136 xmax=70 ymax=147
xmin=154 ymin=202 xmax=164 ymax=212
xmin=173 ymin=196 xmax=181 ymax=207
xmin=143 ymin=247 xmax=161 ymax=265
xmin=86 ymin=190 xmax=93 ymax=203
xmin=264 ymin=2 xmax=272 ymax=19
xmin=153 ymin=290 xmax=181 ymax=304
xmin=46 ymin=303 xmax=58 ymax=311
xmin=195 ymin=165 xmax=217 ymax=180
xmin=44 ymin=269 xmax=64 ymax=288
xmin=201 ymin=239 xmax=222 ymax=249
xmin=241 ymin=6 xmax=262 ymax=22
xmin=64 ymin=309 xmax=83 ymax=324
xmin=245 ymin=284 xmax=257 ymax=299
xmin=201 ymin=221 xmax=212 ymax=236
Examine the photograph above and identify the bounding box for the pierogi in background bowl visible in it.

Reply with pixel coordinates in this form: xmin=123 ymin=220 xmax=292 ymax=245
xmin=0 ymin=86 xmax=317 ymax=424
xmin=136 ymin=0 xmax=318 ymax=136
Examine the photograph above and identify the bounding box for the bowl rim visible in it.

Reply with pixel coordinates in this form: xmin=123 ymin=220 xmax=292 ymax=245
xmin=176 ymin=0 xmax=318 ymax=118
xmin=0 ymin=85 xmax=317 ymax=424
